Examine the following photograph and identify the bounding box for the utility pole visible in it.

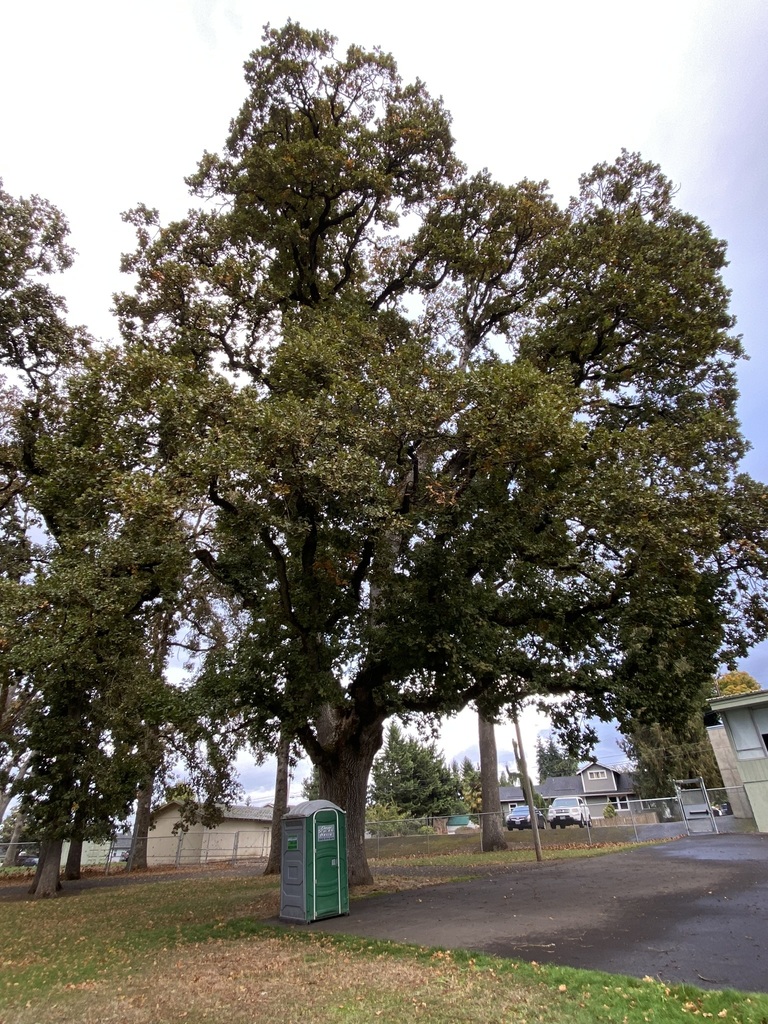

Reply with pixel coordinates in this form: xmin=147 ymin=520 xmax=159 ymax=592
xmin=512 ymin=712 xmax=543 ymax=863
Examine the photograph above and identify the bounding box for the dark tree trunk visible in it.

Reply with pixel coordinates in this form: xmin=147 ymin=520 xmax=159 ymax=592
xmin=29 ymin=839 xmax=64 ymax=898
xmin=308 ymin=708 xmax=385 ymax=887
xmin=63 ymin=803 xmax=86 ymax=880
xmin=129 ymin=773 xmax=155 ymax=871
xmin=264 ymin=730 xmax=291 ymax=875
xmin=478 ymin=714 xmax=508 ymax=852
xmin=64 ymin=837 xmax=83 ymax=880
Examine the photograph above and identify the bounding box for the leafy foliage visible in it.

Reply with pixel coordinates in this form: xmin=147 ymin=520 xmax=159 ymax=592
xmin=714 ymin=670 xmax=761 ymax=696
xmin=0 ymin=188 xmax=239 ymax=892
xmin=620 ymin=684 xmax=723 ymax=798
xmin=458 ymin=757 xmax=482 ymax=813
xmin=0 ymin=178 xmax=87 ymax=383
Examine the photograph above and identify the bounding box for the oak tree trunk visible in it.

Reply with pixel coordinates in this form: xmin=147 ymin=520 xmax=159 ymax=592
xmin=478 ymin=714 xmax=508 ymax=852
xmin=311 ymin=710 xmax=385 ymax=887
xmin=64 ymin=837 xmax=83 ymax=880
xmin=129 ymin=773 xmax=155 ymax=871
xmin=29 ymin=839 xmax=64 ymax=898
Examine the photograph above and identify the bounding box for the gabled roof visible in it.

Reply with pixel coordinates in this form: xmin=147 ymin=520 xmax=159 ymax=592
xmin=538 ymin=770 xmax=636 ymax=799
xmin=538 ymin=775 xmax=583 ymax=798
xmin=221 ymin=804 xmax=277 ymax=822
xmin=577 ymin=760 xmax=616 ymax=776
xmin=156 ymin=801 xmax=278 ymax=823
xmin=498 ymin=785 xmax=525 ymax=802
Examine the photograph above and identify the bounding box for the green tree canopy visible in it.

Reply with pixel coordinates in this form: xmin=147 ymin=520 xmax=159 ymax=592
xmin=0 ymin=181 xmax=242 ymax=894
xmin=620 ymin=680 xmax=723 ymax=798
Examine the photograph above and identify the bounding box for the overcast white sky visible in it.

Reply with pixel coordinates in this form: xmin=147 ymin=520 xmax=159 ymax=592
xmin=3 ymin=1 xmax=767 ymax=799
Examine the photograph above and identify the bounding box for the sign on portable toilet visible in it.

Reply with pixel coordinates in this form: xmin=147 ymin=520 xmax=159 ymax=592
xmin=280 ymin=800 xmax=349 ymax=923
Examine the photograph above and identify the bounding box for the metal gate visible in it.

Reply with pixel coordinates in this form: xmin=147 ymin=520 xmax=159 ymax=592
xmin=674 ymin=777 xmax=719 ymax=834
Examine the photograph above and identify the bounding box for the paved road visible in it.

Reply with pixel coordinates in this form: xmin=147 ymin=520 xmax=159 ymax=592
xmin=309 ymin=834 xmax=768 ymax=993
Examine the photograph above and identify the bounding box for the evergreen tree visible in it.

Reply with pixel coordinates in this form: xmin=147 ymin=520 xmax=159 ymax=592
xmin=459 ymin=757 xmax=482 ymax=813
xmin=301 ymin=764 xmax=320 ymax=802
xmin=535 ymin=737 xmax=579 ymax=781
xmin=369 ymin=723 xmax=462 ymax=819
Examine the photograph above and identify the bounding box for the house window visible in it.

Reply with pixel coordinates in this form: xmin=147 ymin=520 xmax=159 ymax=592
xmin=608 ymin=796 xmax=629 ymax=811
xmin=587 ymin=769 xmax=607 ymax=780
xmin=726 ymin=709 xmax=768 ymax=760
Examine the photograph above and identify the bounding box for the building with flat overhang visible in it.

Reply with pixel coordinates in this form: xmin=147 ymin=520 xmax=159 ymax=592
xmin=708 ymin=689 xmax=768 ymax=831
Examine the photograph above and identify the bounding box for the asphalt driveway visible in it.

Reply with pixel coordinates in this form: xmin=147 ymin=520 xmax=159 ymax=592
xmin=310 ymin=834 xmax=768 ymax=993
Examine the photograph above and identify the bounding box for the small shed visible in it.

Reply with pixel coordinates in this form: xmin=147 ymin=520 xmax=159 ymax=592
xmin=149 ymin=801 xmax=275 ymax=866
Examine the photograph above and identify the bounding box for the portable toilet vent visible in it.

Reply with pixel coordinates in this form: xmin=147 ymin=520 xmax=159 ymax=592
xmin=280 ymin=800 xmax=349 ymax=923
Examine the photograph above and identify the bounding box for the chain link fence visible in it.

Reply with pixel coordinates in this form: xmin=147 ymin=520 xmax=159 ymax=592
xmin=1 ymin=785 xmax=757 ymax=873
xmin=363 ymin=785 xmax=757 ymax=858
xmin=0 ymin=829 xmax=272 ymax=874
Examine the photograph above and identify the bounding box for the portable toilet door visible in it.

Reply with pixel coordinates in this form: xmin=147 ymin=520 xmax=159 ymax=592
xmin=280 ymin=800 xmax=349 ymax=923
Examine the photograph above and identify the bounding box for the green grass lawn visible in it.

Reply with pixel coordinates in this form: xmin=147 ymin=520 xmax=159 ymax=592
xmin=1 ymin=846 xmax=766 ymax=1023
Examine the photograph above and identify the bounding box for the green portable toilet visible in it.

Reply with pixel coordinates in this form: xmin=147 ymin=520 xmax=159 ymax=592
xmin=280 ymin=800 xmax=349 ymax=923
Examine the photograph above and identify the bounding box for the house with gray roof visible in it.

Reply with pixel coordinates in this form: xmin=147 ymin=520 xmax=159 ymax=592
xmin=500 ymin=761 xmax=637 ymax=820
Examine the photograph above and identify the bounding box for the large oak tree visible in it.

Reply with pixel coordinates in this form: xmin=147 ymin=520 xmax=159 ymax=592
xmin=116 ymin=24 xmax=768 ymax=884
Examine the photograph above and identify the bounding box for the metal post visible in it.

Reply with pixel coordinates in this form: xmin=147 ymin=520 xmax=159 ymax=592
xmin=125 ymin=814 xmax=140 ymax=873
xmin=105 ymin=839 xmax=115 ymax=876
xmin=674 ymin=783 xmax=691 ymax=836
xmin=628 ymin=800 xmax=639 ymax=842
